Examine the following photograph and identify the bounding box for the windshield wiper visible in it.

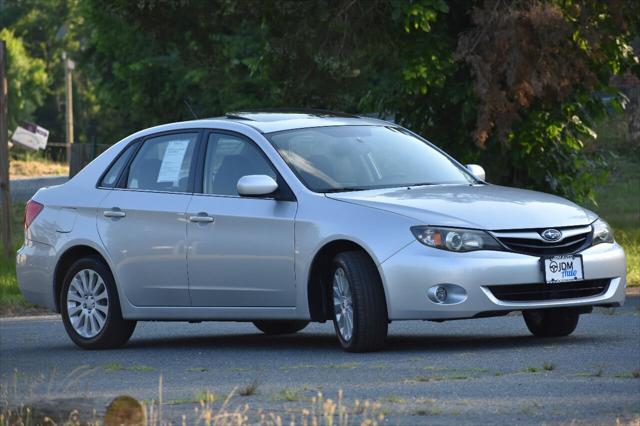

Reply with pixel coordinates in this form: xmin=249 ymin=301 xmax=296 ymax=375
xmin=323 ymin=187 xmax=371 ymax=193
xmin=408 ymin=182 xmax=437 ymax=187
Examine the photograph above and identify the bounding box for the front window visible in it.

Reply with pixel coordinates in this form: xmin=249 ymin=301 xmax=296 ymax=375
xmin=203 ymin=132 xmax=277 ymax=196
xmin=268 ymin=125 xmax=475 ymax=192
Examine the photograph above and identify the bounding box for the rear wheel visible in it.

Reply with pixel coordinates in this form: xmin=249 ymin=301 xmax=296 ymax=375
xmin=331 ymin=251 xmax=388 ymax=352
xmin=253 ymin=320 xmax=309 ymax=335
xmin=523 ymin=308 xmax=580 ymax=337
xmin=60 ymin=256 xmax=136 ymax=349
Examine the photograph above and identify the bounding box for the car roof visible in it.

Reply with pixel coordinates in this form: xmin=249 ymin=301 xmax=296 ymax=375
xmin=201 ymin=109 xmax=394 ymax=133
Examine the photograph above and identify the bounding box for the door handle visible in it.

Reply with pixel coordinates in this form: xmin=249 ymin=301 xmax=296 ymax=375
xmin=103 ymin=208 xmax=126 ymax=218
xmin=189 ymin=213 xmax=214 ymax=223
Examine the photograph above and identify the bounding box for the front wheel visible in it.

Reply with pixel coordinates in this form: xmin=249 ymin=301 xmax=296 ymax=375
xmin=253 ymin=320 xmax=309 ymax=335
xmin=61 ymin=256 xmax=136 ymax=349
xmin=331 ymin=251 xmax=388 ymax=352
xmin=523 ymin=308 xmax=580 ymax=337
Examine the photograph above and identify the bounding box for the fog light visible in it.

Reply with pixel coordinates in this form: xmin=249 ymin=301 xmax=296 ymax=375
xmin=427 ymin=284 xmax=468 ymax=305
xmin=435 ymin=286 xmax=448 ymax=303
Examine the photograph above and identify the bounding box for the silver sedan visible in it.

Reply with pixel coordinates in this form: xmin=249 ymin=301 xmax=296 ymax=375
xmin=17 ymin=111 xmax=626 ymax=352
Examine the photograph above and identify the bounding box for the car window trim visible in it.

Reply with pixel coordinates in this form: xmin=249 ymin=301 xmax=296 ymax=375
xmin=114 ymin=129 xmax=205 ymax=193
xmin=194 ymin=129 xmax=296 ymax=202
xmin=108 ymin=187 xmax=194 ymax=196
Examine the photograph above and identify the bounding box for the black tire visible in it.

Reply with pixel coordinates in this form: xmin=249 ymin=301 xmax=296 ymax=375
xmin=60 ymin=256 xmax=136 ymax=349
xmin=253 ymin=320 xmax=309 ymax=335
xmin=331 ymin=251 xmax=388 ymax=352
xmin=523 ymin=308 xmax=580 ymax=337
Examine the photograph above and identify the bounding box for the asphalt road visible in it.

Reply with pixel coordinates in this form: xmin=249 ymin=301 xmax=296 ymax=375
xmin=10 ymin=176 xmax=68 ymax=203
xmin=1 ymin=299 xmax=639 ymax=425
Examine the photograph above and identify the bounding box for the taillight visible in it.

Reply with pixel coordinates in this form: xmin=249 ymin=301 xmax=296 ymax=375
xmin=24 ymin=200 xmax=44 ymax=230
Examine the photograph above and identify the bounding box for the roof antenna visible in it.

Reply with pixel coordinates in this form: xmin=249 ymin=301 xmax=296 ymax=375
xmin=183 ymin=99 xmax=199 ymax=119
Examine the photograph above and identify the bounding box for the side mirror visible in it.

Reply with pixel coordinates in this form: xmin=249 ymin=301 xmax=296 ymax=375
xmin=237 ymin=175 xmax=278 ymax=196
xmin=466 ymin=164 xmax=486 ymax=181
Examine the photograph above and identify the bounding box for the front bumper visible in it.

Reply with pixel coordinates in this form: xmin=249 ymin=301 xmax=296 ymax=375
xmin=380 ymin=241 xmax=626 ymax=320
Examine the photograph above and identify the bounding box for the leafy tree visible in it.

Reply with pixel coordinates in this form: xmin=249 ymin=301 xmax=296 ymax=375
xmin=1 ymin=0 xmax=88 ymax=142
xmin=0 ymin=28 xmax=48 ymax=131
xmin=3 ymin=0 xmax=638 ymax=202
xmin=454 ymin=0 xmax=639 ymax=201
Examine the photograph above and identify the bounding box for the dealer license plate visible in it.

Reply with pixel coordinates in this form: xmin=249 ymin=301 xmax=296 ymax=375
xmin=543 ymin=255 xmax=584 ymax=283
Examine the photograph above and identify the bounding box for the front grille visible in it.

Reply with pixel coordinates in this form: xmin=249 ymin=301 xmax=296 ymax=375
xmin=487 ymin=279 xmax=609 ymax=302
xmin=493 ymin=226 xmax=592 ymax=256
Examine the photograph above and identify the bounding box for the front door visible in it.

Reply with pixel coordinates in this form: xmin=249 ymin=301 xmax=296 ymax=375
xmin=97 ymin=131 xmax=199 ymax=306
xmin=186 ymin=131 xmax=297 ymax=307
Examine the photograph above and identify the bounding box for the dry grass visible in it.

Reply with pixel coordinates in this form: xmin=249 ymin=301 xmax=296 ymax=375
xmin=9 ymin=159 xmax=68 ymax=179
xmin=237 ymin=379 xmax=260 ymax=397
xmin=616 ymin=416 xmax=640 ymax=426
xmin=0 ymin=384 xmax=384 ymax=426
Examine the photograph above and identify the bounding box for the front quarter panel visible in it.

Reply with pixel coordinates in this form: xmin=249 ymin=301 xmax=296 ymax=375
xmin=295 ymin=195 xmax=417 ymax=317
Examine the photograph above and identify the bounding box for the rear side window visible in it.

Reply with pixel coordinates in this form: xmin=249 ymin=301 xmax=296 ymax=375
xmin=100 ymin=142 xmax=138 ymax=188
xmin=126 ymin=133 xmax=198 ymax=192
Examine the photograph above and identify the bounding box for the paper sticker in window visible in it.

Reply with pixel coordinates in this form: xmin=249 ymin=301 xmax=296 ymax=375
xmin=157 ymin=140 xmax=190 ymax=183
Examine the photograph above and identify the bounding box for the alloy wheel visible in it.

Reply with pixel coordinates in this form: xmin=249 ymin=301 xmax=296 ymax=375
xmin=333 ymin=267 xmax=354 ymax=342
xmin=66 ymin=268 xmax=109 ymax=338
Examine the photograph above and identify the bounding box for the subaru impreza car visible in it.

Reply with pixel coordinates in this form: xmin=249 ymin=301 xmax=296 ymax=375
xmin=17 ymin=111 xmax=626 ymax=352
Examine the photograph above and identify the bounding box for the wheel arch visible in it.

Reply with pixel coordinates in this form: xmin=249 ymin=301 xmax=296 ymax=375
xmin=306 ymin=239 xmax=388 ymax=322
xmin=53 ymin=244 xmax=112 ymax=313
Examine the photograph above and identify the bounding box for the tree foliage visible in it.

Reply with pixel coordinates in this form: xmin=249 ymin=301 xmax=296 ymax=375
xmin=0 ymin=28 xmax=47 ymax=131
xmin=1 ymin=0 xmax=89 ymax=141
xmin=454 ymin=0 xmax=639 ymax=201
xmin=2 ymin=0 xmax=638 ymax=202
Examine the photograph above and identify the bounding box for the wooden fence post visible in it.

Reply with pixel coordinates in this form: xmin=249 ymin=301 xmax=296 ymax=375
xmin=0 ymin=40 xmax=12 ymax=258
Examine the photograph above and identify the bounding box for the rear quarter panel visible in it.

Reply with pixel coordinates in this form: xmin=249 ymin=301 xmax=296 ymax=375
xmin=24 ymin=181 xmax=117 ymax=312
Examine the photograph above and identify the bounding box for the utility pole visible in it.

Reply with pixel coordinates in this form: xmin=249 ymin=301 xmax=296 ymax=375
xmin=63 ymin=52 xmax=74 ymax=169
xmin=0 ymin=40 xmax=12 ymax=258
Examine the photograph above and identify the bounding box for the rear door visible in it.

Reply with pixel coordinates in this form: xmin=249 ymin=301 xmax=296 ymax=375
xmin=185 ymin=131 xmax=298 ymax=307
xmin=97 ymin=130 xmax=200 ymax=306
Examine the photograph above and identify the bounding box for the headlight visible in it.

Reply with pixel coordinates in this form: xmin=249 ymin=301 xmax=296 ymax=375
xmin=411 ymin=226 xmax=503 ymax=252
xmin=592 ymin=218 xmax=614 ymax=245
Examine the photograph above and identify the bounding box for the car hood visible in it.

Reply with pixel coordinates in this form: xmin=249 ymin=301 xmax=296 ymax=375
xmin=326 ymin=184 xmax=597 ymax=230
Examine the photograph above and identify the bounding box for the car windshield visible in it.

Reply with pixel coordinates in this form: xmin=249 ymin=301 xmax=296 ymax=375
xmin=268 ymin=125 xmax=476 ymax=192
